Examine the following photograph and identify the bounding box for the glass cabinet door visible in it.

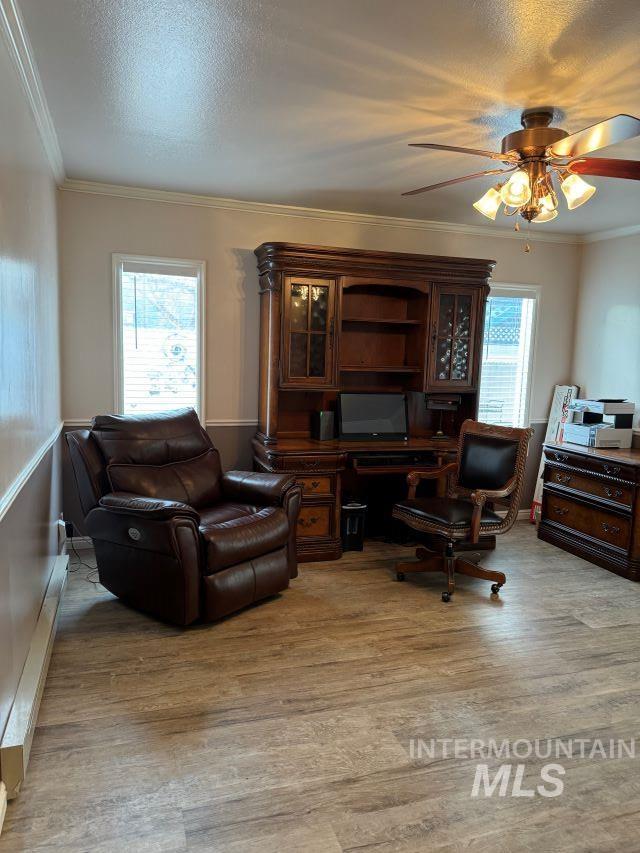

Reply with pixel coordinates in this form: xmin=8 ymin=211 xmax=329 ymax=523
xmin=427 ymin=285 xmax=480 ymax=390
xmin=281 ymin=277 xmax=337 ymax=387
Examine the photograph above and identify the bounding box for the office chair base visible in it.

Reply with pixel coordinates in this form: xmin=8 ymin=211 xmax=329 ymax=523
xmin=394 ymin=547 xmax=506 ymax=599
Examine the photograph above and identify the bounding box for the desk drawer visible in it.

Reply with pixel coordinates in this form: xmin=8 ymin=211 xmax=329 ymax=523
xmin=297 ymin=504 xmax=332 ymax=538
xmin=544 ymin=492 xmax=630 ymax=551
xmin=296 ymin=475 xmax=333 ymax=497
xmin=544 ymin=467 xmax=634 ymax=508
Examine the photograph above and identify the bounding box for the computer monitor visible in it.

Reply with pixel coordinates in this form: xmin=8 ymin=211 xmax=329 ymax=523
xmin=337 ymin=393 xmax=408 ymax=441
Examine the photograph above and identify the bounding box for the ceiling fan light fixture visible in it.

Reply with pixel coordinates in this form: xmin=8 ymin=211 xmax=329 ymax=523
xmin=536 ymin=174 xmax=558 ymax=212
xmin=532 ymin=206 xmax=558 ymax=223
xmin=472 ymin=184 xmax=503 ymax=220
xmin=560 ymin=172 xmax=596 ymax=210
xmin=500 ymin=169 xmax=531 ymax=206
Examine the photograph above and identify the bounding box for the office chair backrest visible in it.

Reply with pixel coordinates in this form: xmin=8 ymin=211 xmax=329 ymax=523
xmin=458 ymin=433 xmax=519 ymax=491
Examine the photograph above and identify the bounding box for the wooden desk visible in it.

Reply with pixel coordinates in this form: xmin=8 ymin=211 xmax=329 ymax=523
xmin=538 ymin=441 xmax=640 ymax=580
xmin=253 ymin=436 xmax=457 ymax=561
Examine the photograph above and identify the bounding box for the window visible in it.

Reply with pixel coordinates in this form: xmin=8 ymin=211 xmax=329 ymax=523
xmin=478 ymin=286 xmax=538 ymax=428
xmin=113 ymin=255 xmax=205 ymax=418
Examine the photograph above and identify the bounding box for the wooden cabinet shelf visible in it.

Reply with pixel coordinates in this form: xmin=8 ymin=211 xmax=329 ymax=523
xmin=341 ymin=317 xmax=422 ymax=326
xmin=340 ymin=365 xmax=422 ymax=373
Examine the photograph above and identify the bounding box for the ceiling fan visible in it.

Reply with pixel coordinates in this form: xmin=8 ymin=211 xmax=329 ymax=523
xmin=403 ymin=107 xmax=640 ymax=224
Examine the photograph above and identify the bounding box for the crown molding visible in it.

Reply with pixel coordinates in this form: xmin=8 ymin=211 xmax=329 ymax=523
xmin=0 ymin=0 xmax=65 ymax=183
xmin=580 ymin=222 xmax=640 ymax=244
xmin=60 ymin=179 xmax=586 ymax=244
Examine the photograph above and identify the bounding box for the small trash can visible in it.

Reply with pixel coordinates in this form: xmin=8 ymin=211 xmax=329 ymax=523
xmin=341 ymin=501 xmax=367 ymax=552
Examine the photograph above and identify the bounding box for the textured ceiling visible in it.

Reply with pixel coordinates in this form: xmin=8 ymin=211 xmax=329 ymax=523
xmin=20 ymin=0 xmax=640 ymax=233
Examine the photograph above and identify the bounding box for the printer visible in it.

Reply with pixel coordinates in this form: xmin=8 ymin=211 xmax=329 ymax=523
xmin=564 ymin=399 xmax=635 ymax=449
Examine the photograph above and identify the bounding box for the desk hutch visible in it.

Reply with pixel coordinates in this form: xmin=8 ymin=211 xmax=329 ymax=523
xmin=252 ymin=242 xmax=495 ymax=561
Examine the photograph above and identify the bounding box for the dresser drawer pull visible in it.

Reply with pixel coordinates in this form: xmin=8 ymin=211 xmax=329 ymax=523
xmin=553 ymin=506 xmax=569 ymax=517
xmin=604 ymin=487 xmax=623 ymax=499
xmin=553 ymin=452 xmax=569 ymax=463
xmin=555 ymin=473 xmax=572 ymax=484
xmin=311 ymin=481 xmax=321 ymax=489
xmin=604 ymin=464 xmax=621 ymax=476
xmin=299 ymin=516 xmax=320 ymax=529
xmin=601 ymin=522 xmax=621 ymax=535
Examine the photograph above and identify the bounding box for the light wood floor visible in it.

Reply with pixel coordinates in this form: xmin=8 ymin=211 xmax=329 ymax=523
xmin=2 ymin=523 xmax=640 ymax=852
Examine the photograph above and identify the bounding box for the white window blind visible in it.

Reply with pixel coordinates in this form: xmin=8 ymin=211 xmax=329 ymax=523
xmin=478 ymin=289 xmax=537 ymax=428
xmin=114 ymin=256 xmax=204 ymax=417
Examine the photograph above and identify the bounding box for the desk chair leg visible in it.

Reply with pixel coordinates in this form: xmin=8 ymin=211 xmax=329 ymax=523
xmin=395 ymin=547 xmax=443 ymax=581
xmin=455 ymin=557 xmax=506 ymax=595
xmin=441 ymin=541 xmax=456 ymax=602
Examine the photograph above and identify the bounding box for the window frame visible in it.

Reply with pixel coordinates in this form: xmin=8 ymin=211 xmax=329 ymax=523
xmin=479 ymin=283 xmax=540 ymax=428
xmin=112 ymin=253 xmax=206 ymax=422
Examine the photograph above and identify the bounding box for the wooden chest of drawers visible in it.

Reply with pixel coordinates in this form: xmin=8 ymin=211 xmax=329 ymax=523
xmin=538 ymin=442 xmax=640 ymax=580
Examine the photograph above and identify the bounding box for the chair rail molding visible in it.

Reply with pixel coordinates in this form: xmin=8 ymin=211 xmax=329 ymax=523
xmin=0 ymin=422 xmax=63 ymax=524
xmin=0 ymin=0 xmax=65 ymax=183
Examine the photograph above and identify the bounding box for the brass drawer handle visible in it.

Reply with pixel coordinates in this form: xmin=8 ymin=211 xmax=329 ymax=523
xmin=311 ymin=480 xmax=321 ymax=490
xmin=555 ymin=473 xmax=572 ymax=484
xmin=604 ymin=487 xmax=623 ymax=499
xmin=553 ymin=506 xmax=569 ymax=517
xmin=299 ymin=516 xmax=320 ymax=529
xmin=601 ymin=522 xmax=620 ymax=535
xmin=553 ymin=452 xmax=569 ymax=462
xmin=604 ymin=464 xmax=621 ymax=476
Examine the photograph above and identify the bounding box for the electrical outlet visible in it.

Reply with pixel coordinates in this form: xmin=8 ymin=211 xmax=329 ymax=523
xmin=64 ymin=521 xmax=74 ymax=538
xmin=57 ymin=519 xmax=67 ymax=551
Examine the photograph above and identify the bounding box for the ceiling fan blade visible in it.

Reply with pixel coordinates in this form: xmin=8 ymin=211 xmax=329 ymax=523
xmin=409 ymin=143 xmax=515 ymax=162
xmin=550 ymin=114 xmax=640 ymax=158
xmin=402 ymin=168 xmax=511 ymax=196
xmin=568 ymin=158 xmax=640 ymax=181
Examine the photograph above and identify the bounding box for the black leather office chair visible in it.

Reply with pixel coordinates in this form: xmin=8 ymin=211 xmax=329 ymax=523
xmin=392 ymin=420 xmax=533 ymax=601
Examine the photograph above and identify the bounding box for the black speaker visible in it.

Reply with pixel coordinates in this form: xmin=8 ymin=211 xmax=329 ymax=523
xmin=311 ymin=410 xmax=335 ymax=441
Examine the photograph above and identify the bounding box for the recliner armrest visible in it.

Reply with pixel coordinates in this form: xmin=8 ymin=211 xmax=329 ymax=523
xmin=99 ymin=492 xmax=200 ymax=522
xmin=221 ymin=471 xmax=297 ymax=507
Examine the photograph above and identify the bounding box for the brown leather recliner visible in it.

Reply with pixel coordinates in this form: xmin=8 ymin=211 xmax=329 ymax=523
xmin=65 ymin=408 xmax=302 ymax=626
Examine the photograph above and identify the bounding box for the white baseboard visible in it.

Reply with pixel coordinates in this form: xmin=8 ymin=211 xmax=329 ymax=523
xmin=0 ymin=782 xmax=6 ymax=837
xmin=0 ymin=554 xmax=68 ymax=800
xmin=496 ymin=508 xmax=535 ymax=522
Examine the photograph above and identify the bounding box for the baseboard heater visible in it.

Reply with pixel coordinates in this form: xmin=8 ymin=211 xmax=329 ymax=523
xmin=0 ymin=555 xmax=68 ymax=801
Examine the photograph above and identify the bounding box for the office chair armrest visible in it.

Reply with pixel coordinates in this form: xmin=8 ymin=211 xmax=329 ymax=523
xmin=407 ymin=463 xmax=458 ymax=499
xmin=468 ymin=476 xmax=518 ymax=542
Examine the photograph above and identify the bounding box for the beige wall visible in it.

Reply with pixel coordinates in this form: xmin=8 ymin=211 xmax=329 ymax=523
xmin=0 ymin=34 xmax=61 ymax=737
xmin=59 ymin=189 xmax=581 ymax=425
xmin=573 ymin=234 xmax=640 ymax=427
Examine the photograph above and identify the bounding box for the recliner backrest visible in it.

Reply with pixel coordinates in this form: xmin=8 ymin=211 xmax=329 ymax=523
xmin=91 ymin=407 xmax=211 ymax=465
xmin=90 ymin=408 xmax=223 ymax=508
xmin=66 ymin=429 xmax=110 ymax=518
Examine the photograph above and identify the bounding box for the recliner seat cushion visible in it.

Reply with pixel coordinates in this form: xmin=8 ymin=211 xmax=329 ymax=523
xmin=107 ymin=448 xmax=222 ymax=508
xmin=92 ymin=407 xmax=211 ymax=465
xmin=394 ymin=497 xmax=502 ymax=529
xmin=200 ymin=505 xmax=290 ymax=572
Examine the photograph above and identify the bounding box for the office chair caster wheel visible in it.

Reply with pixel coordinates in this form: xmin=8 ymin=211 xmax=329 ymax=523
xmin=491 ymin=583 xmax=502 ymax=595
xmin=442 ymin=591 xmax=451 ymax=602
xmin=396 ymin=572 xmax=405 ymax=582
